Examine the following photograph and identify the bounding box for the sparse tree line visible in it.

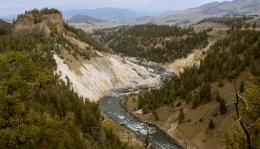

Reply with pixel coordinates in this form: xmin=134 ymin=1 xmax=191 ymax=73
xmin=96 ymin=24 xmax=210 ymax=62
xmin=198 ymin=15 xmax=258 ymax=29
xmin=16 ymin=8 xmax=62 ymax=24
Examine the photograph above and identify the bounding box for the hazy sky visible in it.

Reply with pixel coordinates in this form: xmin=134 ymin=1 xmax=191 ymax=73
xmin=0 ymin=0 xmax=232 ymax=17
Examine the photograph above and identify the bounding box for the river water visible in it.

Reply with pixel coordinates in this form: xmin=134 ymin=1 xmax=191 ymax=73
xmin=98 ymin=65 xmax=182 ymax=149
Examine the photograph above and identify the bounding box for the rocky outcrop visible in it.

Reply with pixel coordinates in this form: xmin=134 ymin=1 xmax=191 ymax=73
xmin=13 ymin=13 xmax=64 ymax=37
xmin=54 ymin=52 xmax=161 ymax=101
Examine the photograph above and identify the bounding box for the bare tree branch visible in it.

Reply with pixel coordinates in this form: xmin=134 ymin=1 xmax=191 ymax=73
xmin=247 ymin=118 xmax=259 ymax=129
xmin=237 ymin=93 xmax=249 ymax=110
xmin=233 ymin=80 xmax=252 ymax=149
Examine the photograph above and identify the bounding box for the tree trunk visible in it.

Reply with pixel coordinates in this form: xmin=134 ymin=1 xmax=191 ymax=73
xmin=234 ymin=80 xmax=252 ymax=149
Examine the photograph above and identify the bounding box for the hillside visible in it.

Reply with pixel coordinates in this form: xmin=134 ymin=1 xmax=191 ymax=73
xmin=197 ymin=15 xmax=256 ymax=27
xmin=201 ymin=0 xmax=260 ymax=15
xmin=0 ymin=19 xmax=11 ymax=36
xmin=151 ymin=0 xmax=260 ymax=25
xmin=122 ymin=21 xmax=260 ymax=148
xmin=67 ymin=14 xmax=106 ymax=23
xmin=0 ymin=8 xmax=137 ymax=149
xmin=1 ymin=5 xmax=259 ymax=149
xmin=96 ymin=24 xmax=210 ymax=63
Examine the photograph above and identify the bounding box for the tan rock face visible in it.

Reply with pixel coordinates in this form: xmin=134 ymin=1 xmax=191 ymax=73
xmin=13 ymin=14 xmax=64 ymax=37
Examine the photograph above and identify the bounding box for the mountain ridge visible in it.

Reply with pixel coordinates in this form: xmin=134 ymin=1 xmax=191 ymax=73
xmin=67 ymin=14 xmax=106 ymax=23
xmin=63 ymin=7 xmax=141 ymax=23
xmin=151 ymin=0 xmax=260 ymax=25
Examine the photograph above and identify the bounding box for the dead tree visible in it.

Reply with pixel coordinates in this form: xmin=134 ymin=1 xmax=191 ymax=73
xmin=233 ymin=80 xmax=252 ymax=149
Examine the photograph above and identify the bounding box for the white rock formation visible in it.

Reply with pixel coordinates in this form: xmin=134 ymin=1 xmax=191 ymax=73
xmin=54 ymin=53 xmax=160 ymax=101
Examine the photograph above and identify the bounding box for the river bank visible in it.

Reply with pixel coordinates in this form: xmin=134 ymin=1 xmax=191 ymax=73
xmin=121 ymin=96 xmax=188 ymax=149
xmin=120 ymin=76 xmax=240 ymax=149
xmin=98 ymin=90 xmax=182 ymax=149
xmin=119 ymin=96 xmax=184 ymax=149
xmin=102 ymin=115 xmax=145 ymax=149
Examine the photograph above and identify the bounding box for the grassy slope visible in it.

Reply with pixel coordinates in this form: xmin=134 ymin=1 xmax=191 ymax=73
xmin=123 ymin=72 xmax=249 ymax=149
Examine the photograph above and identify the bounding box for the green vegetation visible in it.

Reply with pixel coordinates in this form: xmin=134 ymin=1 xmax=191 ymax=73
xmin=225 ymin=76 xmax=260 ymax=149
xmin=64 ymin=24 xmax=106 ymax=52
xmin=96 ymin=24 xmax=210 ymax=62
xmin=0 ymin=10 xmax=127 ymax=149
xmin=198 ymin=15 xmax=256 ymax=28
xmin=129 ymin=21 xmax=259 ymax=148
xmin=0 ymin=20 xmax=11 ymax=36
xmin=15 ymin=8 xmax=62 ymax=25
xmin=17 ymin=8 xmax=61 ymax=20
xmin=137 ymin=27 xmax=260 ymax=113
xmin=193 ymin=83 xmax=211 ymax=108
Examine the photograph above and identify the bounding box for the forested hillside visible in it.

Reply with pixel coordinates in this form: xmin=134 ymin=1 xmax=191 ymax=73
xmin=198 ymin=15 xmax=257 ymax=28
xmin=95 ymin=25 xmax=210 ymax=62
xmin=0 ymin=9 xmax=128 ymax=149
xmin=135 ymin=25 xmax=260 ymax=148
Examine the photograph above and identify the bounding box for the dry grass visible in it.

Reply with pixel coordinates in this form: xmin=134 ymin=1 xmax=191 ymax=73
xmin=123 ymin=71 xmax=250 ymax=149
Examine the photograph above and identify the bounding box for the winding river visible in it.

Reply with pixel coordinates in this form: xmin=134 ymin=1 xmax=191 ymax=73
xmin=98 ymin=66 xmax=182 ymax=149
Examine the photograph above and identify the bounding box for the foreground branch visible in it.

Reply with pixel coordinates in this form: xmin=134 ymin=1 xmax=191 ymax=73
xmin=233 ymin=80 xmax=252 ymax=149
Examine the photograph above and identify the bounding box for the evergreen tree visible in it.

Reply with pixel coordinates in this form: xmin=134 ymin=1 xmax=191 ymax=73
xmin=240 ymin=81 xmax=245 ymax=93
xmin=209 ymin=119 xmax=215 ymax=129
xmin=216 ymin=91 xmax=221 ymax=102
xmin=178 ymin=107 xmax=185 ymax=124
xmin=220 ymin=100 xmax=227 ymax=115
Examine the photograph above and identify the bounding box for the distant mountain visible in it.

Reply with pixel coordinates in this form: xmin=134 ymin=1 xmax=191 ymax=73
xmin=0 ymin=18 xmax=12 ymax=23
xmin=134 ymin=16 xmax=153 ymax=24
xmin=67 ymin=14 xmax=106 ymax=23
xmin=198 ymin=1 xmax=221 ymax=10
xmin=63 ymin=7 xmax=141 ymax=23
xmin=201 ymin=0 xmax=260 ymax=15
xmin=151 ymin=0 xmax=260 ymax=25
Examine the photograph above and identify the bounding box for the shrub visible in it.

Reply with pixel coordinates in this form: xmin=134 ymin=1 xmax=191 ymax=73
xmin=209 ymin=119 xmax=215 ymax=129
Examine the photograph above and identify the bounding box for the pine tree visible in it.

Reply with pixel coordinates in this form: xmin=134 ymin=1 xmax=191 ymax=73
xmin=216 ymin=91 xmax=221 ymax=102
xmin=178 ymin=107 xmax=185 ymax=124
xmin=240 ymin=81 xmax=245 ymax=93
xmin=220 ymin=100 xmax=227 ymax=115
xmin=209 ymin=119 xmax=215 ymax=129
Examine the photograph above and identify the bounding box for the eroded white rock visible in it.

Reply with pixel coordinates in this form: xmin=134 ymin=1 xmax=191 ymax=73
xmin=54 ymin=53 xmax=160 ymax=101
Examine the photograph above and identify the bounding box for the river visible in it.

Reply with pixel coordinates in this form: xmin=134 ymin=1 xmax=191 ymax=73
xmin=98 ymin=65 xmax=182 ymax=149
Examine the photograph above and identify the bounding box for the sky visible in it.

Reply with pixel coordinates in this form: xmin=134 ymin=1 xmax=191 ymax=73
xmin=0 ymin=0 xmax=232 ymax=17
